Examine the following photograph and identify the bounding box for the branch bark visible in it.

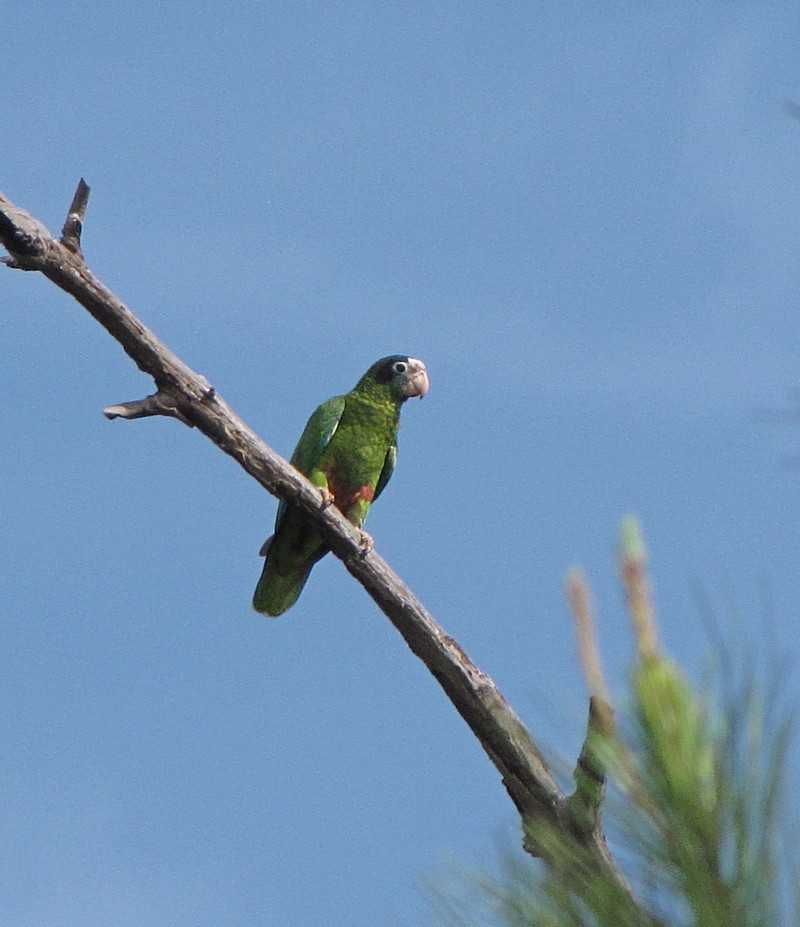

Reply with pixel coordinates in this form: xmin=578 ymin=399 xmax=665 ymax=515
xmin=1 ymin=182 xmax=648 ymax=913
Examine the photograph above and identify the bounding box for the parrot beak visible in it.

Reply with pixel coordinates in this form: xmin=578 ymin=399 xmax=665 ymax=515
xmin=403 ymin=358 xmax=429 ymax=398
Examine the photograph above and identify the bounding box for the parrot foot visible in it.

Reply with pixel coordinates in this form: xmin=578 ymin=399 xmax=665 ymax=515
xmin=357 ymin=530 xmax=374 ymax=557
xmin=318 ymin=487 xmax=335 ymax=509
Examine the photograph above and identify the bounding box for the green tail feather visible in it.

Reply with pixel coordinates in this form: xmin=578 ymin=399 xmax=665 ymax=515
xmin=252 ymin=557 xmax=314 ymax=616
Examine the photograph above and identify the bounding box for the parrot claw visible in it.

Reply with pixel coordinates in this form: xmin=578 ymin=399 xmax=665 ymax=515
xmin=357 ymin=530 xmax=374 ymax=557
xmin=318 ymin=487 xmax=335 ymax=509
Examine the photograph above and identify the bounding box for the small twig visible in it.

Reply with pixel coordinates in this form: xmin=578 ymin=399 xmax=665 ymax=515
xmin=60 ymin=178 xmax=90 ymax=256
xmin=104 ymin=389 xmax=197 ymax=427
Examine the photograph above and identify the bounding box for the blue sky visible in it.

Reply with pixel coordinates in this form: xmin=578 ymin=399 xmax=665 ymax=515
xmin=3 ymin=3 xmax=800 ymax=925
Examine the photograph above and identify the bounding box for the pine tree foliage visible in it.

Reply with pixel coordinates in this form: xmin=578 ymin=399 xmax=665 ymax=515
xmin=431 ymin=519 xmax=797 ymax=927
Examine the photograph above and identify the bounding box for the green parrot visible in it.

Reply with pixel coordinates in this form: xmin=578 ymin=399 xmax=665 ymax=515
xmin=253 ymin=355 xmax=429 ymax=616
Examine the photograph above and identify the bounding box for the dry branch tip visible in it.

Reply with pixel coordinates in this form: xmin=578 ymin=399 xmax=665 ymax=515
xmin=0 ymin=194 xmax=51 ymax=264
xmin=60 ymin=178 xmax=91 ymax=255
xmin=103 ymin=390 xmax=194 ymax=427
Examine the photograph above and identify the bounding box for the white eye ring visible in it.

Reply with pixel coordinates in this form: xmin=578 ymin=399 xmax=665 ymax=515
xmin=393 ymin=361 xmax=407 ymax=373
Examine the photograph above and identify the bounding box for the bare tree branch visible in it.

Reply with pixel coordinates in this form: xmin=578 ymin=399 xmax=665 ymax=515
xmin=0 ymin=182 xmax=647 ymax=912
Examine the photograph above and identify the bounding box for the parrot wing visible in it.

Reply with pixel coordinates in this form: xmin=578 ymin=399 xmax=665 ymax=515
xmin=373 ymin=445 xmax=397 ymax=502
xmin=274 ymin=395 xmax=346 ymax=527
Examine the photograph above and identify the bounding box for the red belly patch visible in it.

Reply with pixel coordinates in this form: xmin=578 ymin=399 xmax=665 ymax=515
xmin=325 ymin=472 xmax=375 ymax=512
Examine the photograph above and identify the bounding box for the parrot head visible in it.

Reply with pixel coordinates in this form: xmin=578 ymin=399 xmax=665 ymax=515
xmin=362 ymin=355 xmax=429 ymax=400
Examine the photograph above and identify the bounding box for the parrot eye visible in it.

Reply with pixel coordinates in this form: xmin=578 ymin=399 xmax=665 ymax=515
xmin=393 ymin=361 xmax=407 ymax=374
